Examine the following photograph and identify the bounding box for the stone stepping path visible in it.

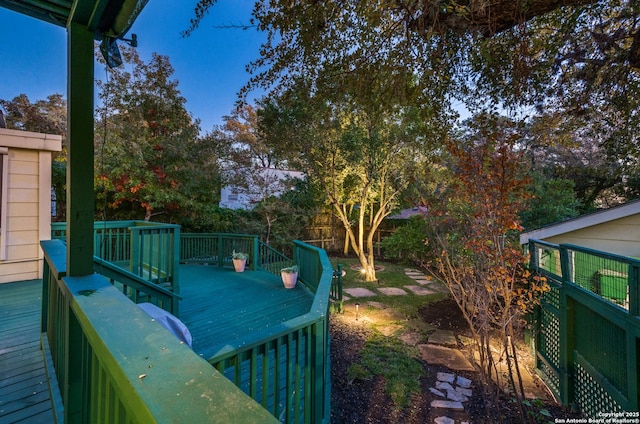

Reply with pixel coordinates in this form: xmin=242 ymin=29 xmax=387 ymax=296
xmin=339 ymin=266 xmax=477 ymax=423
xmin=430 ymin=372 xmax=473 ymax=424
xmin=342 ymin=268 xmax=448 ymax=300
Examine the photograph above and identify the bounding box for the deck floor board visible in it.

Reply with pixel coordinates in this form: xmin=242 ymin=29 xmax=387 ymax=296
xmin=178 ymin=264 xmax=315 ymax=361
xmin=0 ymin=280 xmax=54 ymax=424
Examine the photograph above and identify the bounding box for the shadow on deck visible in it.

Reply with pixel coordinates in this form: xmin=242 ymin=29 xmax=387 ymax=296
xmin=0 ymin=280 xmax=53 ymax=424
xmin=178 ymin=264 xmax=315 ymax=361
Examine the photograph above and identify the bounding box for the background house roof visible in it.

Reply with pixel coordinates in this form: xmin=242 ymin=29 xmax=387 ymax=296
xmin=520 ymin=199 xmax=640 ymax=244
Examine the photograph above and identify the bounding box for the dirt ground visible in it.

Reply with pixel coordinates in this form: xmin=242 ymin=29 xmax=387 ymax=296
xmin=330 ymin=297 xmax=580 ymax=423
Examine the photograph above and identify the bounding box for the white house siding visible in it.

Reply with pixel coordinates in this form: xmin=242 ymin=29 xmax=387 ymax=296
xmin=0 ymin=129 xmax=61 ymax=283
xmin=219 ymin=168 xmax=305 ymax=210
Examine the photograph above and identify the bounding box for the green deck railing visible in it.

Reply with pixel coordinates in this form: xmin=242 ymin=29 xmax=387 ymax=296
xmin=180 ymin=233 xmax=294 ymax=272
xmin=195 ymin=240 xmax=332 ymax=424
xmin=528 ymin=239 xmax=640 ymax=416
xmin=40 ymin=239 xmax=278 ymax=424
xmin=51 ymin=226 xmax=333 ymax=423
xmin=93 ymin=256 xmax=181 ymax=315
xmin=52 ymin=221 xmax=181 ymax=293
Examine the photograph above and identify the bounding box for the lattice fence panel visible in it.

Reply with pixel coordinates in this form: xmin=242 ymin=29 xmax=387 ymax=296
xmin=574 ymin=360 xmax=623 ymax=417
xmin=537 ymin=306 xmax=560 ymax=397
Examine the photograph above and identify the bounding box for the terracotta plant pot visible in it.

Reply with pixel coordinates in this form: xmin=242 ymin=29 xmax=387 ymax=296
xmin=281 ymin=271 xmax=298 ymax=289
xmin=233 ymin=258 xmax=246 ymax=272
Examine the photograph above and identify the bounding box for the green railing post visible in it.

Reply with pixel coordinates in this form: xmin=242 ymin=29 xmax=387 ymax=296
xmin=252 ymin=236 xmax=259 ymax=271
xmin=172 ymin=226 xmax=181 ymax=314
xmin=629 ymin=263 xmax=639 ymax=317
xmin=218 ymin=235 xmax=224 ymax=267
xmin=528 ymin=241 xmax=538 ymax=270
xmin=628 ymin=263 xmax=639 ymax=411
xmin=41 ymin=259 xmax=50 ymax=332
xmin=130 ymin=227 xmax=140 ymax=276
xmin=65 ymin=307 xmax=85 ymax=424
xmin=558 ymin=245 xmax=575 ymax=407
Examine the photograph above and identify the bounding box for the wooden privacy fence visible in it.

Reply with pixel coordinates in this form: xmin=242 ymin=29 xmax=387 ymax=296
xmin=528 ymin=239 xmax=640 ymax=416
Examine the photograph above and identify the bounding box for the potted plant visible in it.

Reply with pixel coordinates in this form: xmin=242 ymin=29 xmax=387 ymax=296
xmin=280 ymin=265 xmax=298 ymax=289
xmin=232 ymin=251 xmax=249 ymax=272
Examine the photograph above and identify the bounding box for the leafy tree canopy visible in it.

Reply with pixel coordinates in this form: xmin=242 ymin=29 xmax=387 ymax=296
xmin=95 ymin=47 xmax=222 ymax=223
xmin=0 ymin=93 xmax=66 ymax=137
xmin=188 ymin=2 xmax=640 ymax=173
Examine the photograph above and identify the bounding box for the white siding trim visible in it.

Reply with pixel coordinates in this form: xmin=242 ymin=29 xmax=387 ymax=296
xmin=0 ymin=148 xmax=9 ymax=261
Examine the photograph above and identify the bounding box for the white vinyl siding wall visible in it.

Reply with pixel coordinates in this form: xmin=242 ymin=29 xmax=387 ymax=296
xmin=0 ymin=129 xmax=61 ymax=283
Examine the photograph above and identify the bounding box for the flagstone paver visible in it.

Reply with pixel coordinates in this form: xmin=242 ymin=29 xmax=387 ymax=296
xmin=399 ymin=332 xmax=422 ymax=346
xmin=430 ymin=388 xmax=446 ymax=397
xmin=456 ymin=375 xmax=472 ymax=388
xmin=435 ymin=381 xmax=455 ymax=391
xmin=430 ymin=400 xmax=464 ymax=410
xmin=428 ymin=329 xmax=457 ymax=346
xmin=404 ymin=285 xmax=437 ymax=295
xmin=377 ymin=287 xmax=408 ymax=296
xmin=344 ymin=287 xmax=377 ymax=297
xmin=418 ymin=344 xmax=475 ymax=371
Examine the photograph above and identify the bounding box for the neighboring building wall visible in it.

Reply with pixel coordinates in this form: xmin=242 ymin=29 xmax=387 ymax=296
xmin=542 ymin=214 xmax=640 ymax=257
xmin=219 ymin=168 xmax=304 ymax=210
xmin=0 ymin=129 xmax=62 ymax=283
xmin=520 ymin=201 xmax=640 ymax=258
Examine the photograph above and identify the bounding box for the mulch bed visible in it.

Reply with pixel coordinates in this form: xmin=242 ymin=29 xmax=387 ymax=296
xmin=330 ymin=297 xmax=581 ymax=423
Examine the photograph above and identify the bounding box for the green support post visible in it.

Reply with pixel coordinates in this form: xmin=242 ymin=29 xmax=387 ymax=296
xmin=65 ymin=305 xmax=86 ymax=424
xmin=41 ymin=259 xmax=50 ymax=332
xmin=629 ymin=264 xmax=639 ymax=317
xmin=559 ymin=246 xmax=575 ymax=407
xmin=218 ymin=236 xmax=224 ymax=267
xmin=172 ymin=226 xmax=181 ymax=316
xmin=628 ymin=264 xmax=639 ymax=410
xmin=66 ymin=22 xmax=95 ymax=277
xmin=528 ymin=241 xmax=538 ymax=270
xmin=252 ymin=236 xmax=259 ymax=271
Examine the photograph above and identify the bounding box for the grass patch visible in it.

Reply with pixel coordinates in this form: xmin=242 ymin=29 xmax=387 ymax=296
xmin=351 ymin=331 xmax=425 ymax=410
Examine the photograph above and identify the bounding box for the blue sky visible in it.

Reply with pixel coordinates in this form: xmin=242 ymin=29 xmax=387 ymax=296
xmin=0 ymin=1 xmax=266 ymax=132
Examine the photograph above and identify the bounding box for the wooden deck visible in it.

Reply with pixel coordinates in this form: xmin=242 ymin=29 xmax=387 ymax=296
xmin=0 ymin=266 xmax=314 ymax=423
xmin=0 ymin=280 xmax=54 ymax=424
xmin=179 ymin=264 xmax=315 ymax=360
